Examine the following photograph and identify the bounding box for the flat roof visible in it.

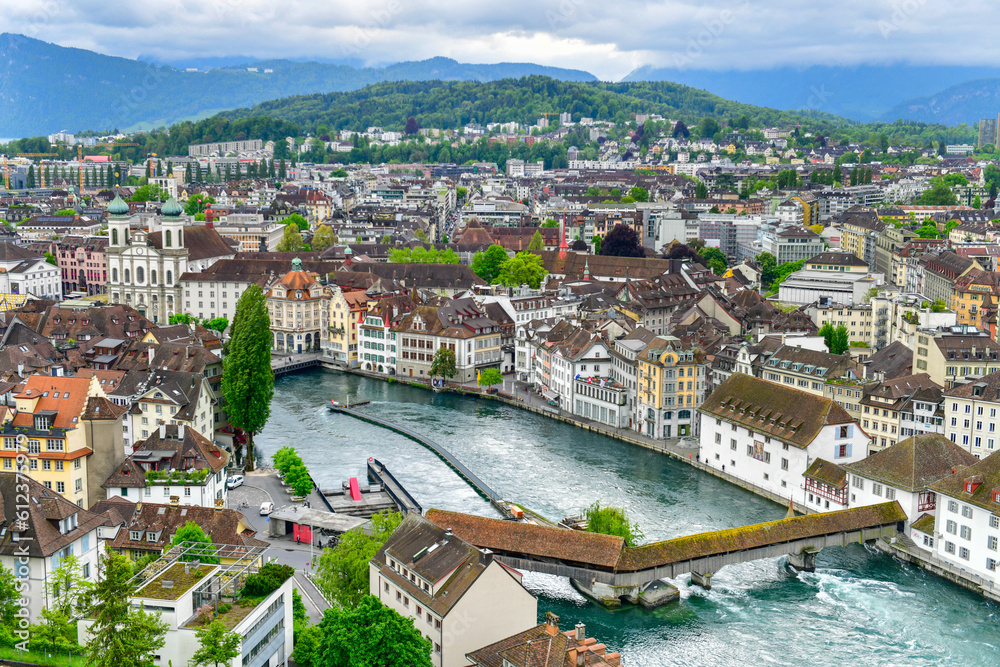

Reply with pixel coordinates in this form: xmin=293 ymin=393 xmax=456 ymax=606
xmin=269 ymin=506 xmax=369 ymax=533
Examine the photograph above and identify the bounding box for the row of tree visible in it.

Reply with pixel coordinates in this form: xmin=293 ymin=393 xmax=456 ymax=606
xmin=470 ymin=245 xmax=548 ymax=288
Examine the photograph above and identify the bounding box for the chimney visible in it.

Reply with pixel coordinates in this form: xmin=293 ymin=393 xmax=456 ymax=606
xmin=159 ymin=424 xmax=166 ymax=439
xmin=544 ymin=611 xmax=560 ymax=636
xmin=479 ymin=548 xmax=493 ymax=567
xmin=574 ymin=622 xmax=586 ymax=641
xmin=170 ymin=495 xmax=179 ymax=508
xmin=214 ymin=497 xmax=224 ymax=511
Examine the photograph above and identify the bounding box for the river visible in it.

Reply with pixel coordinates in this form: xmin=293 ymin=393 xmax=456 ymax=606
xmin=257 ymin=370 xmax=1000 ymax=666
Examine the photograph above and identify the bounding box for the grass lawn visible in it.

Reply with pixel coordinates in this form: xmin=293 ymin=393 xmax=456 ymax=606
xmin=0 ymin=645 xmax=87 ymax=667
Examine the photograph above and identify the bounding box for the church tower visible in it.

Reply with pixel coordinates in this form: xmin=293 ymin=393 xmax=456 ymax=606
xmin=107 ymin=194 xmax=130 ymax=249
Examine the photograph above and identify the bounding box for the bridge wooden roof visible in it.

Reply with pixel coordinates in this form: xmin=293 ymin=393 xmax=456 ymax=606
xmin=426 ymin=509 xmax=625 ymax=570
xmin=615 ymin=502 xmax=905 ymax=572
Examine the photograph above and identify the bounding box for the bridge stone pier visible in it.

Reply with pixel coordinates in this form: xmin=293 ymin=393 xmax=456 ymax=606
xmin=427 ymin=502 xmax=907 ymax=607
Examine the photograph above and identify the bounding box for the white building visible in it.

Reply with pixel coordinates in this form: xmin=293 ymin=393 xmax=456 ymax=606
xmin=944 ymin=372 xmax=1000 ymax=458
xmin=698 ymin=373 xmax=869 ymax=505
xmin=0 ymin=473 xmax=104 ymax=621
xmin=370 ymin=513 xmax=537 ymax=667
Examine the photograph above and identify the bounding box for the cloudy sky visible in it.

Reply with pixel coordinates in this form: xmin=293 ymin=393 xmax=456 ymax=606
xmin=0 ymin=0 xmax=981 ymax=80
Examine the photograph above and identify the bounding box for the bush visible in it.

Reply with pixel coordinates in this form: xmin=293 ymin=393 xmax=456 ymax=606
xmin=217 ymin=602 xmax=232 ymax=614
xmin=242 ymin=563 xmax=294 ymax=598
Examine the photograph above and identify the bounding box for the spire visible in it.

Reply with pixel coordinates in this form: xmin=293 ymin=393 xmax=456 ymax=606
xmin=558 ymin=214 xmax=568 ymax=259
xmin=584 ymin=258 xmax=590 ymax=281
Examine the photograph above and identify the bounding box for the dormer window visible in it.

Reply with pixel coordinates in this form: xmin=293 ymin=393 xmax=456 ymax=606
xmin=130 ymin=530 xmax=141 ymax=541
xmin=147 ymin=532 xmax=157 ymax=542
xmin=34 ymin=415 xmax=51 ymax=430
xmin=965 ymin=476 xmax=983 ymax=494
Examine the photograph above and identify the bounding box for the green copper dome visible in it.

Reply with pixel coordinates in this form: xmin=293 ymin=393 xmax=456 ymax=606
xmin=291 ymin=256 xmax=303 ymax=271
xmin=161 ymin=197 xmax=183 ymax=217
xmin=107 ymin=194 xmax=130 ymax=217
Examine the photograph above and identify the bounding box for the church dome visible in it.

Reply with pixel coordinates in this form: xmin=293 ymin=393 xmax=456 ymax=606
xmin=161 ymin=197 xmax=183 ymax=217
xmin=107 ymin=194 xmax=130 ymax=217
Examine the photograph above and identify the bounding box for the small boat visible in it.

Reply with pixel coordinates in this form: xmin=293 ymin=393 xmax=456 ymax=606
xmin=327 ymin=398 xmax=370 ymax=411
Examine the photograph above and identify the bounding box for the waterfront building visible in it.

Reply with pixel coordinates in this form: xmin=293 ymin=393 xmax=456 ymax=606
xmin=928 ymin=452 xmax=1000 ymax=585
xmin=636 ymin=335 xmax=707 ymax=439
xmin=843 ymin=434 xmax=977 ymax=535
xmin=358 ymin=296 xmax=413 ymax=375
xmin=0 ymin=473 xmax=105 ymax=622
xmin=324 ymin=285 xmax=369 ymax=366
xmin=859 ymin=373 xmax=942 ymax=455
xmin=370 ymin=513 xmax=537 ymax=667
xmin=394 ymin=299 xmax=502 ymax=383
xmin=467 ymin=613 xmax=622 ymax=666
xmin=265 ymin=259 xmax=328 ymax=353
xmin=610 ymin=328 xmax=657 ymax=431
xmin=943 ymin=371 xmax=1000 ymax=458
xmin=102 ymin=423 xmax=228 ymax=508
xmin=698 ymin=373 xmax=869 ymax=505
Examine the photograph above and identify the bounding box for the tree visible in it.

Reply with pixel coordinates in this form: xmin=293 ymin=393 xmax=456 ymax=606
xmin=277 ymin=224 xmax=305 ymax=252
xmin=201 ymin=317 xmax=229 ymax=333
xmin=931 ymin=299 xmax=948 ymax=313
xmin=917 ymin=182 xmax=958 ymax=206
xmin=0 ymin=562 xmax=20 ymax=647
xmin=478 ymin=368 xmax=503 ymax=387
xmin=494 ymin=252 xmax=548 ymax=289
xmin=285 ymin=463 xmax=315 ymax=497
xmin=170 ymin=313 xmax=196 ymax=325
xmin=700 ymin=246 xmax=728 ymax=274
xmin=170 ymin=521 xmax=219 ymax=563
xmin=379 ymin=234 xmax=392 ymax=244
xmin=284 ymin=213 xmax=309 ymax=231
xmin=527 ymin=230 xmax=545 ymax=251
xmin=696 ymin=117 xmax=720 ymax=138
xmin=184 ymin=194 xmax=215 ymax=216
xmin=429 ymin=347 xmax=457 ymax=380
xmin=44 ymin=251 xmax=57 ymax=265
xmin=627 ymin=186 xmax=649 ymax=202
xmin=190 ymin=619 xmax=241 ymax=667
xmin=471 ymin=244 xmax=509 ymax=283
xmin=916 ymin=224 xmax=940 ymax=239
xmin=292 ymin=626 xmax=323 ymax=667
xmin=695 ymin=181 xmax=708 ymax=199
xmin=222 ymin=285 xmax=274 ymax=471
xmin=584 ymin=502 xmax=643 ymax=547
xmin=818 ymin=323 xmax=849 ymax=355
xmin=540 ymin=219 xmax=560 ymax=228
xmin=84 ymin=549 xmax=168 ymax=667
xmin=312 ymin=596 xmax=430 ymax=667
xmin=404 ymin=117 xmax=419 ymax=135
xmin=599 ymin=223 xmax=644 ymax=258
xmin=974 ymin=195 xmax=982 ymax=209
xmin=314 ymin=512 xmax=403 ymax=609
xmin=456 ymin=186 xmax=468 ymax=201
xmin=672 ymin=120 xmax=690 ymax=139
xmin=312 ymin=225 xmax=335 ymax=252
xmin=130 ymin=184 xmax=168 ymax=202
xmin=279 ymin=158 xmax=287 ymax=179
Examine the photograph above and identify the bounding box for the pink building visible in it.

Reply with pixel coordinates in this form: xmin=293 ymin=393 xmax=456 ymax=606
xmin=33 ymin=236 xmax=109 ymax=296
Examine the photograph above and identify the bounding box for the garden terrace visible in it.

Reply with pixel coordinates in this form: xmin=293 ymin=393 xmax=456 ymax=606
xmin=135 ymin=561 xmax=215 ymax=601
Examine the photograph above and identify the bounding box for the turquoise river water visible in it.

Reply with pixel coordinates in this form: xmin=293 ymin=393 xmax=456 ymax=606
xmin=256 ymin=370 xmax=1000 ymax=666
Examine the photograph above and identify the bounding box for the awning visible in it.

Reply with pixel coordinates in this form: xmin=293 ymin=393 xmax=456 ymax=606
xmin=542 ymin=390 xmax=559 ymax=401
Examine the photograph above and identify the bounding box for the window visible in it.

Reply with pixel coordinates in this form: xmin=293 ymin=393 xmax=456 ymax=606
xmin=962 ymin=505 xmax=974 ymax=519
xmin=959 ymin=546 xmax=970 ymax=560
xmin=961 ymin=525 xmax=972 ymax=540
xmin=781 ymin=458 xmax=788 ymax=471
xmin=989 ymin=536 xmax=997 ymax=551
xmin=945 ymin=541 xmax=956 ymax=554
xmin=946 ymin=520 xmax=957 ymax=535
xmin=885 ymin=488 xmax=895 ymax=501
xmin=873 ymin=483 xmax=883 ymax=497
xmin=56 ymin=481 xmax=64 ymax=493
xmin=988 ymin=558 xmax=997 ymax=572
xmin=991 ymin=516 xmax=1000 ymax=529
xmin=948 ymin=500 xmax=959 ymax=513
xmin=853 ymin=476 xmax=863 ymax=490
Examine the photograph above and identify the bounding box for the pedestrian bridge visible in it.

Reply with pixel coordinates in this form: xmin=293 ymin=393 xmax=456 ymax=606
xmin=426 ymin=502 xmax=906 ymax=589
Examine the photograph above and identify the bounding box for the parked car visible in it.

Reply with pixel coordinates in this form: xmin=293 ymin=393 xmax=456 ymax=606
xmin=226 ymin=474 xmax=244 ymax=489
xmin=260 ymin=501 xmax=274 ymax=516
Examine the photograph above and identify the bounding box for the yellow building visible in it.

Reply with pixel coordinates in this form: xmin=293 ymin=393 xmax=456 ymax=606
xmin=1 ymin=375 xmax=126 ymax=507
xmin=636 ymin=336 xmax=706 ymax=440
xmin=791 ymin=193 xmax=820 ymax=226
xmin=266 ymin=259 xmax=329 ymax=354
xmin=951 ymin=269 xmax=1000 ymax=330
xmin=325 ymin=285 xmax=370 ymax=366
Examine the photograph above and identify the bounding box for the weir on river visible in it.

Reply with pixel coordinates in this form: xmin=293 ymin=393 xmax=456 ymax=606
xmin=257 ymin=369 xmax=1000 ymax=665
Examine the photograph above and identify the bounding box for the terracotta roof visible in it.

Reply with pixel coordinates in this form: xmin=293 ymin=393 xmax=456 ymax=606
xmin=103 ymin=424 xmax=228 ymax=489
xmin=12 ymin=375 xmax=97 ymax=430
xmin=945 ymin=370 xmax=1000 ymax=401
xmin=843 ymin=433 xmax=977 ymax=492
xmin=699 ymin=373 xmax=855 ymax=449
xmin=468 ymin=620 xmax=621 ymax=667
xmin=426 ymin=509 xmax=625 ymax=570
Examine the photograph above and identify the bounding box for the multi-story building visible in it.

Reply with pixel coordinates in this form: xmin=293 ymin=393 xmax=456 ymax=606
xmin=874 ymin=226 xmax=917 ymax=280
xmin=611 ymin=273 xmax=701 ymax=337
xmin=107 ymin=195 xmax=235 ymax=324
xmin=859 ymin=373 xmax=942 ymax=454
xmin=394 ymin=299 xmax=502 ymax=383
xmin=120 ymin=369 xmax=218 ymax=446
xmin=211 ymin=216 xmax=285 ymax=252
xmin=952 ymin=270 xmax=1000 ymax=331
xmin=761 ymin=225 xmax=824 ymax=264
xmin=943 ymin=372 xmax=1000 ymax=458
xmin=610 ymin=328 xmax=657 ymax=431
xmin=699 ymin=373 xmax=869 ymax=506
xmin=370 ymin=513 xmax=537 ymax=667
xmin=266 ymin=260 xmax=328 ymax=354
xmin=324 ymin=285 xmax=369 ymax=366
xmin=357 ymin=297 xmax=413 ymax=375
xmin=637 ymin=336 xmax=707 ymax=439
xmin=1 ymin=375 xmax=127 ymax=508
xmin=34 ymin=236 xmax=109 ymax=296
xmin=0 ymin=473 xmax=105 ymax=621
xmin=102 ymin=424 xmax=229 ymax=508
xmin=923 ymin=331 xmax=1000 ymax=387
xmin=755 ymin=345 xmax=862 ymax=397
xmin=918 ymin=251 xmax=982 ymax=307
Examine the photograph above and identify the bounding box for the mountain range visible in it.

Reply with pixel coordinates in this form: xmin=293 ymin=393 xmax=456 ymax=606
xmin=0 ymin=34 xmax=596 ymax=137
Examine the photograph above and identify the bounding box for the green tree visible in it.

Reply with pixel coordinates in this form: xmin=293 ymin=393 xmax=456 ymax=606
xmin=285 ymin=213 xmax=309 ymax=232
xmin=314 ymin=512 xmax=403 ymax=609
xmin=831 ymin=324 xmax=849 ymax=355
xmin=184 ymin=194 xmax=215 ymax=216
xmin=916 ymin=224 xmax=939 ymax=238
xmin=312 ymin=597 xmax=430 ymax=667
xmin=931 ymin=299 xmax=948 ymax=313
xmin=695 ymin=181 xmax=708 ymax=199
xmin=584 ymin=502 xmax=643 ymax=547
xmin=292 ymin=626 xmax=322 ymax=667
xmin=540 ymin=219 xmax=560 ymax=228
xmin=277 ymin=223 xmax=305 ymax=252
xmin=130 ymin=184 xmax=168 ymax=202
xmin=170 ymin=521 xmax=219 ymax=563
xmin=478 ymin=368 xmax=503 ymax=387
xmin=312 ymin=224 xmax=335 ymax=252
xmin=285 ymin=463 xmax=315 ymax=497
xmin=0 ymin=562 xmax=21 ymax=647
xmin=54 ymin=209 xmax=77 ymax=216
xmin=627 ymin=186 xmax=649 ymax=202
xmin=700 ymin=246 xmax=728 ymax=274
xmin=974 ymin=195 xmax=982 ymax=209
xmin=170 ymin=313 xmax=196 ymax=325
xmin=494 ymin=252 xmax=548 ymax=289
xmin=917 ymin=182 xmax=958 ymax=206
xmin=471 ymin=244 xmax=509 ymax=283
xmin=456 ymin=186 xmax=468 ymax=201
xmin=44 ymin=251 xmax=57 ymax=266
xmin=429 ymin=347 xmax=457 ymax=381
xmin=84 ymin=549 xmax=168 ymax=667
xmin=527 ymin=230 xmax=545 ymax=251
xmin=199 ymin=317 xmax=228 ymax=333
xmin=222 ymin=285 xmax=274 ymax=471
xmin=190 ymin=619 xmax=241 ymax=667
xmin=272 ymin=446 xmax=302 ymax=477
